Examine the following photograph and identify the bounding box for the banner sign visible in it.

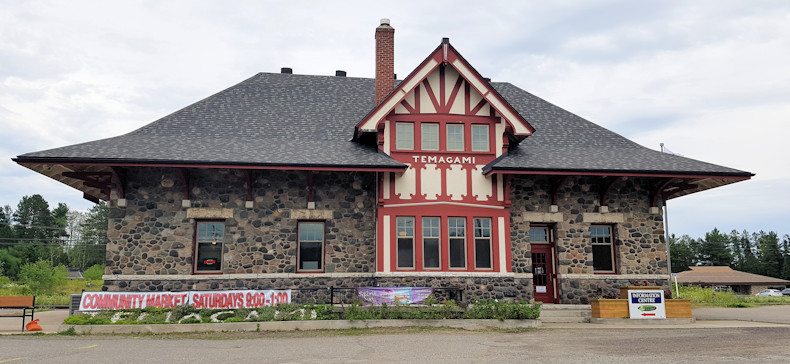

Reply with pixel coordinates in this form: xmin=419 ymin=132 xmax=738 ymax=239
xmin=627 ymin=289 xmax=666 ymax=319
xmin=79 ymin=290 xmax=291 ymax=311
xmin=356 ymin=287 xmax=433 ymax=306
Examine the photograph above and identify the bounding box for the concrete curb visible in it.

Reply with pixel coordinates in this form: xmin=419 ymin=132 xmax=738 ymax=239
xmin=58 ymin=319 xmax=541 ymax=334
xmin=589 ymin=318 xmax=695 ymax=325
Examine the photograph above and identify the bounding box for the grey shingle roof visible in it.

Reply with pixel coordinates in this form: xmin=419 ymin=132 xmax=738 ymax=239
xmin=17 ymin=73 xmax=405 ymax=169
xmin=487 ymin=83 xmax=751 ymax=177
xmin=15 ymin=72 xmax=751 ymax=177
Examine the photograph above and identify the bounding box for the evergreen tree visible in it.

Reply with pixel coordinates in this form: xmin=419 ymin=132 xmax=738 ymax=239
xmin=669 ymin=234 xmax=695 ymax=273
xmin=756 ymin=231 xmax=782 ymax=278
xmin=697 ymin=228 xmax=733 ymax=266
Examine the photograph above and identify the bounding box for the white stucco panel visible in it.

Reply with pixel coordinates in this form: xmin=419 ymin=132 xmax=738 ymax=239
xmin=420 ymin=164 xmax=442 ymax=200
xmin=394 ymin=165 xmax=416 ymax=200
xmin=446 ymin=164 xmax=466 ymax=201
xmin=471 ymin=166 xmax=492 ymax=201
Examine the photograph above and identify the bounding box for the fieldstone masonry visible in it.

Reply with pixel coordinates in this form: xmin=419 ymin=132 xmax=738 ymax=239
xmin=104 ymin=169 xmax=668 ymax=304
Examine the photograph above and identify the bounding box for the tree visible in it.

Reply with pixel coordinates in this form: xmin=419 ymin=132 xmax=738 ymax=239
xmin=697 ymin=228 xmax=733 ymax=266
xmin=73 ymin=203 xmax=108 ymax=268
xmin=669 ymin=234 xmax=696 ymax=273
xmin=730 ymin=230 xmax=758 ymax=273
xmin=755 ymin=231 xmax=782 ymax=278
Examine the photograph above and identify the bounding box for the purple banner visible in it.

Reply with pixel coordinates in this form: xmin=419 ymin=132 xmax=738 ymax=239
xmin=356 ymin=287 xmax=434 ymax=306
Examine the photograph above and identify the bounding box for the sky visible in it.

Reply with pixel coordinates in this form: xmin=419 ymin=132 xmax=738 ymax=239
xmin=1 ymin=0 xmax=788 ymax=239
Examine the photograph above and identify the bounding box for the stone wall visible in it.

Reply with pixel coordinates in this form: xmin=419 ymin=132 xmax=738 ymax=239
xmin=509 ymin=175 xmax=669 ymax=303
xmin=104 ymin=168 xmax=670 ymax=304
xmin=105 ymin=168 xmax=377 ymax=278
xmin=103 ymin=276 xmax=532 ymax=303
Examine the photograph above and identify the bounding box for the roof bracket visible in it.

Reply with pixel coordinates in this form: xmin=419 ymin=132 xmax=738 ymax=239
xmin=111 ymin=167 xmax=127 ymax=199
xmin=179 ymin=168 xmax=190 ymax=201
xmin=599 ymin=176 xmax=622 ymax=207
xmin=62 ymin=171 xmax=112 ymax=201
xmin=651 ymin=178 xmax=674 ymax=207
xmin=551 ymin=176 xmax=570 ymax=205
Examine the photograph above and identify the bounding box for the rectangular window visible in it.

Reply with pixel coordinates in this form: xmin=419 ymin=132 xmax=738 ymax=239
xmin=195 ymin=222 xmax=224 ymax=272
xmin=421 ymin=123 xmax=439 ymax=151
xmin=529 ymin=226 xmax=549 ymax=243
xmin=448 ymin=217 xmax=466 ymax=268
xmin=473 ymin=218 xmax=492 ymax=269
xmin=422 ymin=217 xmax=441 ymax=269
xmin=395 ymin=122 xmax=414 ymax=150
xmin=396 ymin=217 xmax=415 ymax=268
xmin=446 ymin=124 xmax=464 ymax=151
xmin=298 ymin=222 xmax=324 ymax=272
xmin=471 ymin=125 xmax=489 ymax=152
xmin=591 ymin=225 xmax=615 ymax=273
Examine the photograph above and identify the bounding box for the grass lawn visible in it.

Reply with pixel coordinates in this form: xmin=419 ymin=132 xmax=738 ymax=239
xmin=0 ymin=279 xmax=103 ymax=306
xmin=674 ymin=286 xmax=790 ymax=307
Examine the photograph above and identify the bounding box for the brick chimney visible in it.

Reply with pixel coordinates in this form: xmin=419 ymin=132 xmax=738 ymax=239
xmin=375 ymin=18 xmax=394 ymax=105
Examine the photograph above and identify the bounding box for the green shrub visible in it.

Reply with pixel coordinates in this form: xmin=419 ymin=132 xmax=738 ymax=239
xmin=465 ymin=300 xmax=541 ymax=320
xmin=19 ymin=260 xmax=68 ymax=294
xmin=63 ymin=314 xmax=111 ymax=325
xmin=82 ymin=264 xmax=105 ymax=280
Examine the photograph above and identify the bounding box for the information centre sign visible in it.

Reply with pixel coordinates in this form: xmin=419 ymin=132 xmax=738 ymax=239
xmin=627 ymin=289 xmax=666 ymax=319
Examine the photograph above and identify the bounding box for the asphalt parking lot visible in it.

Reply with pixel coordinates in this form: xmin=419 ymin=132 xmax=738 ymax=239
xmin=2 ymin=326 xmax=790 ymax=363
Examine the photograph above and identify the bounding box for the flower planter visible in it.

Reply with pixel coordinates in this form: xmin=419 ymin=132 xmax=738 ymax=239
xmin=590 ymin=298 xmax=693 ymax=319
xmin=665 ymin=299 xmax=692 ymax=318
xmin=589 ymin=299 xmax=629 ymax=318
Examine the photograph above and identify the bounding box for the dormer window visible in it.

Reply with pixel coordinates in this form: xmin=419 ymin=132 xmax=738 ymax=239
xmin=395 ymin=122 xmax=414 ymax=150
xmin=446 ymin=124 xmax=464 ymax=151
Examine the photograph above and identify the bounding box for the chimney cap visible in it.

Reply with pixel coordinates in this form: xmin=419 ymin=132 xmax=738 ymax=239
xmin=335 ymin=70 xmax=347 ymax=77
xmin=442 ymin=37 xmax=450 ymax=44
xmin=380 ymin=18 xmax=390 ymax=26
xmin=281 ymin=67 xmax=293 ymax=74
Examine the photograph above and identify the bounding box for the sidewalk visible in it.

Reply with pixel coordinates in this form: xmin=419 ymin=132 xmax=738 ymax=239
xmin=0 ymin=309 xmax=69 ymax=334
xmin=2 ymin=309 xmax=788 ymax=335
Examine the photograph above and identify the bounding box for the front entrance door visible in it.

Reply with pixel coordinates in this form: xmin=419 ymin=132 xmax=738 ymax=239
xmin=531 ymin=243 xmax=556 ymax=303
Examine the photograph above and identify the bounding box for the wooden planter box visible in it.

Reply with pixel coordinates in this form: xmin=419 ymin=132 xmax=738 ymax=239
xmin=590 ymin=299 xmax=629 ymax=318
xmin=590 ymin=299 xmax=692 ymax=319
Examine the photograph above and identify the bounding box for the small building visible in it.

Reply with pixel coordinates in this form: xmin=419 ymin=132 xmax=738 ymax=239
xmin=13 ymin=20 xmax=752 ymax=304
xmin=677 ymin=266 xmax=789 ymax=295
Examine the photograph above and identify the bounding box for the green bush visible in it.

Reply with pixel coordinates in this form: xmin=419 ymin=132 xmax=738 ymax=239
xmin=19 ymin=260 xmax=68 ymax=294
xmin=465 ymin=300 xmax=542 ymax=320
xmin=82 ymin=264 xmax=105 ymax=280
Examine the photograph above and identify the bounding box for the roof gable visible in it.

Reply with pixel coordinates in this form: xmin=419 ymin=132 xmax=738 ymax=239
xmin=355 ymin=39 xmax=534 ymax=139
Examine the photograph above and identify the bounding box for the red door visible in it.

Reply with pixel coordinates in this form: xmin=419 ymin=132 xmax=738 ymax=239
xmin=531 ymin=243 xmax=556 ymax=303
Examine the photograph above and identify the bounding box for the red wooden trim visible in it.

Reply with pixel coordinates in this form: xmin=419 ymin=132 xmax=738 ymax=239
xmin=387 ymin=114 xmax=498 ymax=123
xmin=18 ymin=161 xmax=406 ymax=173
xmin=551 ymin=176 xmax=570 ymax=205
xmin=469 ymin=98 xmax=487 ymax=116
xmin=400 ymin=100 xmax=416 ymax=114
xmin=446 ymin=75 xmax=464 ymax=113
xmin=421 ymin=79 xmax=441 ymax=112
xmin=486 ymin=169 xmax=752 ymax=180
xmin=599 ymin=177 xmax=621 ymax=207
xmin=308 ymin=171 xmax=314 ymax=203
xmin=111 ymin=167 xmax=126 ymax=199
xmin=191 ymin=219 xmax=226 ymax=275
xmin=651 ymin=178 xmax=674 ymax=207
xmin=179 ymin=168 xmax=190 ymax=200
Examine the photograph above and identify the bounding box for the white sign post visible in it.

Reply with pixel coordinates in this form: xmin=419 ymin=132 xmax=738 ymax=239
xmin=628 ymin=289 xmax=666 ymax=319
